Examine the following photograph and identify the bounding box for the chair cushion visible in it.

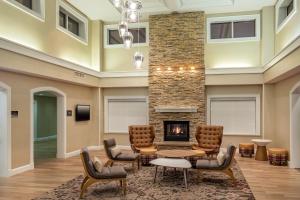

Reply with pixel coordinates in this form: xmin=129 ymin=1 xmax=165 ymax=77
xmin=110 ymin=147 xmax=121 ymax=158
xmin=96 ymin=166 xmax=127 ymax=179
xmin=196 ymin=160 xmax=220 ymax=169
xmin=217 ymin=150 xmax=226 ymax=165
xmin=93 ymin=156 xmax=104 ymax=173
xmin=115 ymin=152 xmax=139 ymax=161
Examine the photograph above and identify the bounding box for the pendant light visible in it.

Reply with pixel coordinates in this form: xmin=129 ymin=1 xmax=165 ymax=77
xmin=112 ymin=0 xmax=122 ymax=8
xmin=123 ymin=31 xmax=133 ymax=49
xmin=124 ymin=0 xmax=142 ymax=10
xmin=126 ymin=10 xmax=139 ymax=23
xmin=133 ymin=10 xmax=144 ymax=69
xmin=118 ymin=21 xmax=128 ymax=37
xmin=133 ymin=51 xmax=144 ymax=69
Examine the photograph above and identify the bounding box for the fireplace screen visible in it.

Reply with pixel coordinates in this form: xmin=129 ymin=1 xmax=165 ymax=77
xmin=164 ymin=121 xmax=189 ymax=141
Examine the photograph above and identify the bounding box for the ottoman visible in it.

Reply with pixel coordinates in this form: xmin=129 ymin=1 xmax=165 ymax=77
xmin=239 ymin=143 xmax=255 ymax=158
xmin=140 ymin=148 xmax=157 ymax=166
xmin=268 ymin=148 xmax=288 ymax=166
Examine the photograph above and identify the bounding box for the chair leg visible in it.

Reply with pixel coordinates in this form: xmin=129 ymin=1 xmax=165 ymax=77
xmin=224 ymin=168 xmax=236 ymax=185
xmin=80 ymin=179 xmax=94 ymax=199
xmin=122 ymin=179 xmax=127 ymax=195
xmin=81 ymin=176 xmax=89 ymax=190
xmin=110 ymin=161 xmax=114 ymax=167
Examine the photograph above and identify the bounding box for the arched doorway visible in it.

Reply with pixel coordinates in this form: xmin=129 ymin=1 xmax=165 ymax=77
xmin=290 ymin=82 xmax=300 ymax=168
xmin=30 ymin=87 xmax=66 ymax=166
xmin=0 ymin=82 xmax=11 ymax=177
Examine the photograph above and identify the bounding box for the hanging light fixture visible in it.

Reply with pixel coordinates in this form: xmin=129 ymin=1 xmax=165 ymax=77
xmin=126 ymin=10 xmax=139 ymax=23
xmin=118 ymin=21 xmax=128 ymax=37
xmin=123 ymin=31 xmax=133 ymax=49
xmin=124 ymin=0 xmax=142 ymax=10
xmin=133 ymin=51 xmax=144 ymax=69
xmin=112 ymin=0 xmax=122 ymax=8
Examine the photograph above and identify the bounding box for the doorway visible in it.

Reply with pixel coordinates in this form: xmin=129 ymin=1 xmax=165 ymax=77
xmin=290 ymin=82 xmax=300 ymax=168
xmin=34 ymin=92 xmax=58 ymax=163
xmin=31 ymin=87 xmax=66 ymax=167
xmin=0 ymin=82 xmax=11 ymax=177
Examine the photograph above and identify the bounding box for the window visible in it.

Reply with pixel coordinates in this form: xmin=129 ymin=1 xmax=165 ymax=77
xmin=276 ymin=0 xmax=297 ymax=33
xmin=104 ymin=23 xmax=149 ymax=48
xmin=207 ymin=15 xmax=260 ymax=43
xmin=104 ymin=96 xmax=148 ymax=133
xmin=4 ymin=0 xmax=45 ymax=21
xmin=207 ymin=95 xmax=260 ymax=136
xmin=56 ymin=0 xmax=88 ymax=45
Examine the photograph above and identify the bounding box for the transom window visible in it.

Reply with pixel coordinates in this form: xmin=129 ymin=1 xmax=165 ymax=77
xmin=104 ymin=23 xmax=149 ymax=48
xmin=207 ymin=14 xmax=260 ymax=43
xmin=56 ymin=0 xmax=88 ymax=45
xmin=4 ymin=0 xmax=45 ymax=21
xmin=276 ymin=0 xmax=297 ymax=33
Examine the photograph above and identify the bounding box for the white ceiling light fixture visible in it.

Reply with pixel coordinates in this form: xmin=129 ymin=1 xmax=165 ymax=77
xmin=123 ymin=31 xmax=133 ymax=49
xmin=133 ymin=51 xmax=144 ymax=69
xmin=112 ymin=0 xmax=122 ymax=8
xmin=118 ymin=21 xmax=128 ymax=37
xmin=126 ymin=9 xmax=139 ymax=23
xmin=124 ymin=0 xmax=142 ymax=10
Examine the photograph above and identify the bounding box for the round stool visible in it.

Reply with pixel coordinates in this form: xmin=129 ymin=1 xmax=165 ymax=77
xmin=140 ymin=147 xmax=157 ymax=166
xmin=239 ymin=143 xmax=254 ymax=158
xmin=268 ymin=148 xmax=288 ymax=166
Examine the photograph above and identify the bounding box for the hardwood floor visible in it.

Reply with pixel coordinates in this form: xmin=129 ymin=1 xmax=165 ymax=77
xmin=0 ymin=151 xmax=299 ymax=200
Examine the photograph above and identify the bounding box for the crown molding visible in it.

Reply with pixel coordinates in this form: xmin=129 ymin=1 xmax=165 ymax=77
xmin=205 ymin=67 xmax=264 ymax=75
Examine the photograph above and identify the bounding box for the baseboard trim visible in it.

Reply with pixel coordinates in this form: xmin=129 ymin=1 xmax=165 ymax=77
xmin=34 ymin=135 xmax=57 ymax=142
xmin=8 ymin=163 xmax=34 ymax=177
xmin=64 ymin=145 xmax=104 ymax=158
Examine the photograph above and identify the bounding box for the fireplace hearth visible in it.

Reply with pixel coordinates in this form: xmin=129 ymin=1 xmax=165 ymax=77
xmin=164 ymin=121 xmax=189 ymax=141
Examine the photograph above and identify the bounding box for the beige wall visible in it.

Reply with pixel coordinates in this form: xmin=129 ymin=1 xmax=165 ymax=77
xmin=0 ymin=70 xmax=100 ymax=168
xmin=275 ymin=1 xmax=300 ymax=54
xmin=0 ymin=0 xmax=100 ymax=71
xmin=261 ymin=6 xmax=275 ymax=65
xmin=205 ymin=11 xmax=261 ymax=69
xmin=206 ymin=85 xmax=263 ymax=147
xmin=101 ymin=87 xmax=148 ymax=145
xmin=271 ymin=73 xmax=300 ymax=151
xmin=103 ymin=46 xmax=149 ymax=72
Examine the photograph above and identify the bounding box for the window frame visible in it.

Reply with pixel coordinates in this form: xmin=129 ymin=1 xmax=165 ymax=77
xmin=207 ymin=94 xmax=261 ymax=136
xmin=104 ymin=22 xmax=149 ymax=48
xmin=104 ymin=96 xmax=149 ymax=134
xmin=276 ymin=0 xmax=297 ymax=34
xmin=207 ymin=14 xmax=261 ymax=43
xmin=56 ymin=0 xmax=89 ymax=45
xmin=4 ymin=0 xmax=45 ymax=22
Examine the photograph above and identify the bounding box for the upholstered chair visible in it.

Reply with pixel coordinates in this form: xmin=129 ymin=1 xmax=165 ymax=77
xmin=80 ymin=148 xmax=127 ymax=198
xmin=103 ymin=138 xmax=140 ymax=171
xmin=196 ymin=144 xmax=237 ymax=183
xmin=128 ymin=125 xmax=157 ymax=152
xmin=192 ymin=125 xmax=223 ymax=157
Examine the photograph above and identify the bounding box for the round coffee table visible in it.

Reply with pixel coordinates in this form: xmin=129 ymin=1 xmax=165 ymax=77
xmin=252 ymin=139 xmax=272 ymax=161
xmin=156 ymin=149 xmax=205 ymax=158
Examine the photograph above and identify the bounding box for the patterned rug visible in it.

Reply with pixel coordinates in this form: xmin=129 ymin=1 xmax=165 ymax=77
xmin=33 ymin=162 xmax=255 ymax=200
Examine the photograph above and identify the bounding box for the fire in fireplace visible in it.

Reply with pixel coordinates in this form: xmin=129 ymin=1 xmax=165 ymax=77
xmin=164 ymin=121 xmax=189 ymax=141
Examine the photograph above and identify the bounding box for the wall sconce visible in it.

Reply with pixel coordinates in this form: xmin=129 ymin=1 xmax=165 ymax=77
xmin=167 ymin=67 xmax=172 ymax=71
xmin=156 ymin=67 xmax=161 ymax=71
xmin=190 ymin=66 xmax=195 ymax=70
xmin=179 ymin=67 xmax=184 ymax=71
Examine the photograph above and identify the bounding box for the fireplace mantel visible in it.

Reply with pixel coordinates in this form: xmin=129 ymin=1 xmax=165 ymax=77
xmin=155 ymin=106 xmax=197 ymax=113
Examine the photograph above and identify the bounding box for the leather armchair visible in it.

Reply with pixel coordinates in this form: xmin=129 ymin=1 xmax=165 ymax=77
xmin=192 ymin=125 xmax=223 ymax=157
xmin=80 ymin=148 xmax=127 ymax=198
xmin=196 ymin=144 xmax=237 ymax=183
xmin=103 ymin=138 xmax=140 ymax=171
xmin=129 ymin=125 xmax=157 ymax=152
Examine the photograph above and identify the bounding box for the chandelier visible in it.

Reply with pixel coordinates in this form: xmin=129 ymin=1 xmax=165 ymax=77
xmin=112 ymin=0 xmax=144 ymax=69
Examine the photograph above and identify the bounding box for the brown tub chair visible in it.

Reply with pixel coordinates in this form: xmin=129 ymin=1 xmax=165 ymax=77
xmin=129 ymin=125 xmax=157 ymax=152
xmin=80 ymin=148 xmax=127 ymax=198
xmin=192 ymin=125 xmax=223 ymax=157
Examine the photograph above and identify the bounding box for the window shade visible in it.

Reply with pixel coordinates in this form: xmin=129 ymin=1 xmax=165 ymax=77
xmin=209 ymin=98 xmax=258 ymax=135
xmin=106 ymin=98 xmax=148 ymax=133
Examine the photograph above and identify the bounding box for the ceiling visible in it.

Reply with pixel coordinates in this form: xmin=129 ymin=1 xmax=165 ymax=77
xmin=67 ymin=0 xmax=277 ymax=22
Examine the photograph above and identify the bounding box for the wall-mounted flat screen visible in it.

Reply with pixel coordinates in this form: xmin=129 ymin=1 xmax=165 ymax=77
xmin=75 ymin=105 xmax=90 ymax=121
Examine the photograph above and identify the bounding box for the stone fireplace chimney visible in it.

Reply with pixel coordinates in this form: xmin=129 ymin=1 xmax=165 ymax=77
xmin=148 ymin=12 xmax=206 ymax=142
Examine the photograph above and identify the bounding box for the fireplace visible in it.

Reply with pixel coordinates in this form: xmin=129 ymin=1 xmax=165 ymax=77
xmin=164 ymin=121 xmax=189 ymax=141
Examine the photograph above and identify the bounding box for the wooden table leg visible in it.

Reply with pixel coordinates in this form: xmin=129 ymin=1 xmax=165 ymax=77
xmin=255 ymin=145 xmax=268 ymax=161
xmin=154 ymin=166 xmax=158 ymax=183
xmin=183 ymin=169 xmax=188 ymax=189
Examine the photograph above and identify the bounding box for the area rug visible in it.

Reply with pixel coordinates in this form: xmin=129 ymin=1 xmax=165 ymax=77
xmin=33 ymin=162 xmax=255 ymax=200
